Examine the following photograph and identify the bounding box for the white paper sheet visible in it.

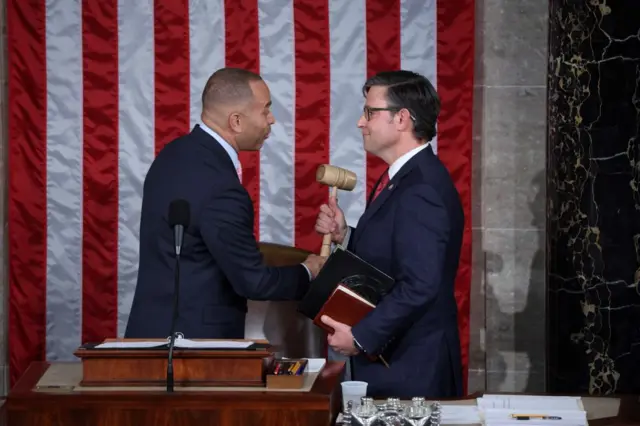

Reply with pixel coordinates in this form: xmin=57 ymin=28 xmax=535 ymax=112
xmin=440 ymin=405 xmax=482 ymax=424
xmin=95 ymin=339 xmax=254 ymax=349
xmin=94 ymin=341 xmax=165 ymax=349
xmin=478 ymin=394 xmax=583 ymax=410
xmin=172 ymin=339 xmax=253 ymax=349
xmin=477 ymin=394 xmax=587 ymax=426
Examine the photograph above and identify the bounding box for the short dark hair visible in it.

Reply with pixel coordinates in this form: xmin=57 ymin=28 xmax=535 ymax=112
xmin=201 ymin=68 xmax=263 ymax=110
xmin=362 ymin=70 xmax=440 ymax=142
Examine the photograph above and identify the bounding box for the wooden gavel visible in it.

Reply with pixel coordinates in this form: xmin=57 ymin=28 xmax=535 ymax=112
xmin=316 ymin=164 xmax=357 ymax=257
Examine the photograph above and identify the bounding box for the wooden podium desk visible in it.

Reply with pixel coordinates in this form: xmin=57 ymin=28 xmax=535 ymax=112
xmin=3 ymin=360 xmax=345 ymax=426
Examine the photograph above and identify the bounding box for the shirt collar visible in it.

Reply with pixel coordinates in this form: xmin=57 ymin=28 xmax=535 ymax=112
xmin=388 ymin=143 xmax=430 ymax=179
xmin=197 ymin=122 xmax=240 ymax=170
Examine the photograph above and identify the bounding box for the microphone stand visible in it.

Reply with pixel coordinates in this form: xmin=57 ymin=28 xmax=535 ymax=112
xmin=166 ymin=252 xmax=181 ymax=392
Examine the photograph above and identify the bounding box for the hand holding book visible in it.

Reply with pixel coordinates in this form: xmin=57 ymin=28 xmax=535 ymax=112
xmin=298 ymin=246 xmax=394 ymax=366
xmin=319 ymin=307 xmax=390 ymax=367
xmin=312 ymin=285 xmax=375 ymax=333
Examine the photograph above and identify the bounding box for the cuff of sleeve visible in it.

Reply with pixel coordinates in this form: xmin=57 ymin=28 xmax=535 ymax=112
xmin=300 ymin=263 xmax=313 ymax=280
xmin=351 ymin=326 xmax=372 ymax=354
xmin=353 ymin=335 xmax=365 ymax=353
xmin=332 ymin=226 xmax=351 ymax=251
xmin=343 ymin=227 xmax=351 ymax=247
xmin=352 ymin=324 xmax=395 ymax=357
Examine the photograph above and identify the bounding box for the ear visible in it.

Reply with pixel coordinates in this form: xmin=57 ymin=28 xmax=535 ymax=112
xmin=228 ymin=112 xmax=243 ymax=133
xmin=396 ymin=108 xmax=413 ymax=131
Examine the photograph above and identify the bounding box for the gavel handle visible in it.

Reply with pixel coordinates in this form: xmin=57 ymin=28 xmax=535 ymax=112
xmin=320 ymin=186 xmax=338 ymax=257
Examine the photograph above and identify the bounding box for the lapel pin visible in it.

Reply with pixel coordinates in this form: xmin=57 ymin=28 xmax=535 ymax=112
xmin=388 ymin=184 xmax=394 ymax=190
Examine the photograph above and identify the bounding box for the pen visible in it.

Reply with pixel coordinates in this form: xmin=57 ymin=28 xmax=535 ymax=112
xmin=510 ymin=414 xmax=562 ymax=420
xmin=379 ymin=355 xmax=390 ymax=368
xmin=289 ymin=361 xmax=301 ymax=374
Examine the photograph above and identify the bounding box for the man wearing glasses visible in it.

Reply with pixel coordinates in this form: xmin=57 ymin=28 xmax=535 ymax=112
xmin=315 ymin=70 xmax=464 ymax=398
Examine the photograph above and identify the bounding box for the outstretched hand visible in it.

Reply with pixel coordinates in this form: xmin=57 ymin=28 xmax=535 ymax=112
xmin=303 ymin=254 xmax=327 ymax=279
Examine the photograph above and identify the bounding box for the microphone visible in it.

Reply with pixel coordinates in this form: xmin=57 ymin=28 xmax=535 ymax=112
xmin=169 ymin=199 xmax=190 ymax=256
xmin=166 ymin=199 xmax=190 ymax=393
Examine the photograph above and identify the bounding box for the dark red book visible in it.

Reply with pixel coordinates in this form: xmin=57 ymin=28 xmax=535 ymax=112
xmin=312 ymin=284 xmax=375 ymax=333
xmin=313 ymin=284 xmax=389 ymax=367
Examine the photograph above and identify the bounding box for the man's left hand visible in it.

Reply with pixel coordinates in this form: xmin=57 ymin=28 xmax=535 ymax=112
xmin=321 ymin=315 xmax=359 ymax=356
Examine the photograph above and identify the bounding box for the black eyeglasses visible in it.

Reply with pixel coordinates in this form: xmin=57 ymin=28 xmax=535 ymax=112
xmin=363 ymin=106 xmax=416 ymax=122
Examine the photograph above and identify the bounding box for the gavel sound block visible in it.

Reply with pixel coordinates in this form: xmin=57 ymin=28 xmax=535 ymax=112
xmin=316 ymin=164 xmax=357 ymax=257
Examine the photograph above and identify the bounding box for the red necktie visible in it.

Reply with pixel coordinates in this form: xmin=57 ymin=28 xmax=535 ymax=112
xmin=371 ymin=171 xmax=389 ymax=202
xmin=236 ymin=165 xmax=243 ymax=182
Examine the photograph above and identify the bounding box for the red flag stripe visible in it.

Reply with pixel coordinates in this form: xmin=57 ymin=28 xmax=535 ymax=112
xmin=7 ymin=0 xmax=48 ymax=387
xmin=154 ymin=0 xmax=191 ymax=155
xmin=436 ymin=0 xmax=475 ymax=394
xmin=81 ymin=0 xmax=120 ymax=345
xmin=224 ymin=0 xmax=261 ymax=238
xmin=365 ymin=0 xmax=401 ymax=196
xmin=5 ymin=0 xmax=476 ymax=392
xmin=293 ymin=0 xmax=331 ymax=254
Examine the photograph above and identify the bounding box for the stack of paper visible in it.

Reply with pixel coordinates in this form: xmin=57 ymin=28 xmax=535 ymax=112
xmin=170 ymin=339 xmax=253 ymax=349
xmin=439 ymin=405 xmax=482 ymax=424
xmin=95 ymin=339 xmax=254 ymax=349
xmin=477 ymin=394 xmax=588 ymax=426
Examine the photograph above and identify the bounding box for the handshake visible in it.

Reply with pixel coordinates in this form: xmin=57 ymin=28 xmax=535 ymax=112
xmin=301 ymin=192 xmax=349 ymax=279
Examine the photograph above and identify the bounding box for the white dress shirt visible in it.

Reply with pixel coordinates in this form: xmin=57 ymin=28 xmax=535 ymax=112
xmin=197 ymin=122 xmax=241 ymax=175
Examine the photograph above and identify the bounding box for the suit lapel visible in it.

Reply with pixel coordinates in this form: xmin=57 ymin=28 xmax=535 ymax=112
xmin=365 ymin=170 xmax=388 ymax=209
xmin=356 ymin=177 xmax=395 ymax=239
xmin=353 ymin=145 xmax=433 ymax=247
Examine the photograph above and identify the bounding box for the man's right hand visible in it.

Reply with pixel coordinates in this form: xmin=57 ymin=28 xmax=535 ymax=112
xmin=303 ymin=254 xmax=327 ymax=279
xmin=315 ymin=197 xmax=347 ymax=245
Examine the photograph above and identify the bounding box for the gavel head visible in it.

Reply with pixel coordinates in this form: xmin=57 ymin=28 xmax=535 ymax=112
xmin=316 ymin=164 xmax=357 ymax=191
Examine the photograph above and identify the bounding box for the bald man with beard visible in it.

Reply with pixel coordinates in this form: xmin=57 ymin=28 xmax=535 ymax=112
xmin=125 ymin=68 xmax=325 ymax=339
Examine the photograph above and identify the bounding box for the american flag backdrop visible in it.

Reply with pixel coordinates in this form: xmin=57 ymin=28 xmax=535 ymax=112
xmin=6 ymin=0 xmax=474 ymax=388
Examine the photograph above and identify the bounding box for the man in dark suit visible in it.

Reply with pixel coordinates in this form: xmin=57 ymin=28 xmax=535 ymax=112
xmin=126 ymin=68 xmax=325 ymax=340
xmin=315 ymin=70 xmax=464 ymax=398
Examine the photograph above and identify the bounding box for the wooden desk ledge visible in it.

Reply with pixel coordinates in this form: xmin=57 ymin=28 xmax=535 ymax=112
xmin=3 ymin=361 xmax=346 ymax=426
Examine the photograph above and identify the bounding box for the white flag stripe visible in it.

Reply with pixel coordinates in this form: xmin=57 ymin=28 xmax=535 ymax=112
xmin=189 ymin=0 xmax=225 ymax=130
xmin=326 ymin=0 xmax=369 ymax=368
xmin=258 ymin=0 xmax=296 ymax=247
xmin=116 ymin=0 xmax=156 ymax=339
xmin=400 ymin=0 xmax=438 ymax=153
xmin=45 ymin=0 xmax=83 ymax=361
xmin=245 ymin=0 xmax=298 ymax=341
xmin=328 ymin=0 xmax=368 ymax=227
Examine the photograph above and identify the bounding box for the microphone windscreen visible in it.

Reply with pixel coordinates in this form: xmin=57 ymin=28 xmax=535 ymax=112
xmin=168 ymin=199 xmax=191 ymax=228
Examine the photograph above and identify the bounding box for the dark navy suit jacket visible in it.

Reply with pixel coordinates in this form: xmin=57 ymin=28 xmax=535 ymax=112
xmin=125 ymin=125 xmax=310 ymax=339
xmin=348 ymin=145 xmax=464 ymax=398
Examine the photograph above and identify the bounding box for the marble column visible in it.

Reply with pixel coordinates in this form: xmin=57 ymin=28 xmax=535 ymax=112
xmin=547 ymin=0 xmax=640 ymax=394
xmin=469 ymin=0 xmax=548 ymax=393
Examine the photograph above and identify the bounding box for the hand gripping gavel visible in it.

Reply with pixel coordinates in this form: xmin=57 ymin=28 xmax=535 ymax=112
xmin=316 ymin=164 xmax=357 ymax=257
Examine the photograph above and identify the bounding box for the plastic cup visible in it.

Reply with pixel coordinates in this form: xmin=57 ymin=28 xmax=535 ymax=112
xmin=341 ymin=381 xmax=368 ymax=409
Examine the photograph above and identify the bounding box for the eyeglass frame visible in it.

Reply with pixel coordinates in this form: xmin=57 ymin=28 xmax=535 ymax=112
xmin=362 ymin=105 xmax=416 ymax=122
